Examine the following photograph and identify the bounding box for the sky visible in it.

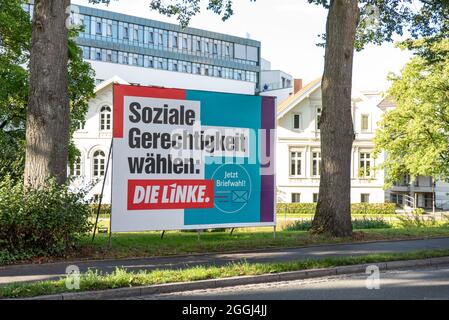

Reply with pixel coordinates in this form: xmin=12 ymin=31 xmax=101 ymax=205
xmin=72 ymin=0 xmax=413 ymax=92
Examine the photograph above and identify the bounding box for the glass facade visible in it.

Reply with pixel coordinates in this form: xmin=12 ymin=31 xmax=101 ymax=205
xmin=72 ymin=6 xmax=260 ymax=85
xmin=22 ymin=4 xmax=261 ymax=86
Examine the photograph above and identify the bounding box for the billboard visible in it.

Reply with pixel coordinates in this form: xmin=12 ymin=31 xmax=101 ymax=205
xmin=111 ymin=84 xmax=276 ymax=232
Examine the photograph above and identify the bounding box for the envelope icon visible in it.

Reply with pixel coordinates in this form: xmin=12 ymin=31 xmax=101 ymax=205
xmin=232 ymin=191 xmax=249 ymax=203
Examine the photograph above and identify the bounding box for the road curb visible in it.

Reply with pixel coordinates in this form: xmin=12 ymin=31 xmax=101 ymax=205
xmin=20 ymin=256 xmax=449 ymax=300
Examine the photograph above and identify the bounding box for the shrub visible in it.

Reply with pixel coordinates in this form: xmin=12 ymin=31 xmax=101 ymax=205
xmin=284 ymin=220 xmax=312 ymax=231
xmin=285 ymin=217 xmax=391 ymax=231
xmin=397 ymin=213 xmax=437 ymax=228
xmin=277 ymin=202 xmax=396 ymax=215
xmin=412 ymin=208 xmax=425 ymax=215
xmin=351 ymin=203 xmax=396 ymax=215
xmin=352 ymin=217 xmax=391 ymax=229
xmin=0 ymin=177 xmax=92 ymax=261
xmin=89 ymin=204 xmax=110 ymax=217
xmin=277 ymin=203 xmax=316 ymax=214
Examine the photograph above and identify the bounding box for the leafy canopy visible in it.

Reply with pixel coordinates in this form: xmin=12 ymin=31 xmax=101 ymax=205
xmin=0 ymin=0 xmax=96 ymax=181
xmin=90 ymin=0 xmax=449 ymax=50
xmin=374 ymin=38 xmax=449 ymax=186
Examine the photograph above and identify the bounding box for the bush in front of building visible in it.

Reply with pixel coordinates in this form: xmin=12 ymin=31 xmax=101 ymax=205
xmin=0 ymin=177 xmax=92 ymax=264
xmin=285 ymin=217 xmax=391 ymax=231
xmin=89 ymin=204 xmax=111 ymax=217
xmin=277 ymin=203 xmax=317 ymax=214
xmin=351 ymin=202 xmax=396 ymax=215
xmin=277 ymin=202 xmax=396 ymax=215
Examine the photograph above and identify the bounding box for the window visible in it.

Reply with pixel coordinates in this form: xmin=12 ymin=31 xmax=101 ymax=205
xmin=107 ymin=24 xmax=112 ymax=36
xmin=291 ymin=193 xmax=301 ymax=203
xmin=290 ymin=151 xmax=302 ymax=176
xmin=312 ymin=152 xmax=321 ymax=177
xmin=359 ymin=152 xmax=372 ymax=178
xmin=313 ymin=193 xmax=319 ymax=203
xmin=92 ymin=150 xmax=106 ymax=178
xmin=213 ymin=43 xmax=218 ymax=54
xmin=96 ymin=22 xmax=102 ymax=35
xmin=173 ymin=63 xmax=178 ymax=71
xmin=204 ymin=42 xmax=209 ymax=53
xmin=133 ymin=28 xmax=138 ymax=41
xmin=225 ymin=45 xmax=230 ymax=56
xmin=123 ymin=27 xmax=129 ymax=39
xmin=77 ymin=121 xmax=86 ymax=131
xmin=204 ymin=68 xmax=209 ymax=76
xmin=361 ymin=114 xmax=369 ymax=132
xmin=316 ymin=107 xmax=322 ymax=130
xmin=173 ymin=35 xmax=178 ymax=48
xmin=293 ymin=113 xmax=301 ymax=130
xmin=361 ymin=193 xmax=370 ymax=203
xmin=100 ymin=106 xmax=112 ymax=131
xmin=159 ymin=33 xmax=164 ymax=45
xmin=196 ymin=40 xmax=201 ymax=52
xmin=96 ymin=51 xmax=102 ymax=60
xmin=183 ymin=38 xmax=188 ymax=49
xmin=148 ymin=31 xmax=154 ymax=43
xmin=70 ymin=156 xmax=82 ymax=177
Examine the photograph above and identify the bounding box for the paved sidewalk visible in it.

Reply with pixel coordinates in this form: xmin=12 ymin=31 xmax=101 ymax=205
xmin=1 ymin=237 xmax=449 ymax=285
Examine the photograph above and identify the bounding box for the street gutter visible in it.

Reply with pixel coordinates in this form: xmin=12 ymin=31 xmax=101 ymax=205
xmin=18 ymin=256 xmax=449 ymax=300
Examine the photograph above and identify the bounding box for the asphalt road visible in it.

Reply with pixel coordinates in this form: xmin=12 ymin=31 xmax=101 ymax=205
xmin=2 ymin=237 xmax=449 ymax=285
xmin=135 ymin=264 xmax=449 ymax=300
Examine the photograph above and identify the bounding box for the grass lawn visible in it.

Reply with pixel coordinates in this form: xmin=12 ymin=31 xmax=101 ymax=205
xmin=2 ymin=248 xmax=449 ymax=299
xmin=70 ymin=223 xmax=449 ymax=261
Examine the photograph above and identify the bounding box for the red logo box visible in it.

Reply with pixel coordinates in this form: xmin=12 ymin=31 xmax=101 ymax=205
xmin=127 ymin=179 xmax=214 ymax=210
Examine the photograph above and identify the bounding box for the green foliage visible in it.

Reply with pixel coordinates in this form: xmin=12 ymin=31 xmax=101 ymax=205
xmin=351 ymin=202 xmax=396 ymax=215
xmin=277 ymin=203 xmax=317 ymax=214
xmin=94 ymin=0 xmax=449 ymax=51
xmin=374 ymin=39 xmax=449 ymax=187
xmin=284 ymin=220 xmax=313 ymax=231
xmin=397 ymin=213 xmax=437 ymax=228
xmin=351 ymin=216 xmax=391 ymax=229
xmin=277 ymin=202 xmax=396 ymax=215
xmin=0 ymin=177 xmax=92 ymax=262
xmin=0 ymin=2 xmax=96 ymax=181
xmin=4 ymin=248 xmax=449 ymax=298
xmin=412 ymin=208 xmax=425 ymax=215
xmin=285 ymin=216 xmax=391 ymax=231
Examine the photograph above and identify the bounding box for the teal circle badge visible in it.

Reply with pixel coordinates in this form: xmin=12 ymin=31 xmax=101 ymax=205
xmin=211 ymin=164 xmax=252 ymax=213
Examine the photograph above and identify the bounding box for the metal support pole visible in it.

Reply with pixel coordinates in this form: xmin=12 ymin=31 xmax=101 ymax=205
xmin=161 ymin=230 xmax=165 ymax=239
xmin=273 ymin=225 xmax=276 ymax=239
xmin=92 ymin=140 xmax=113 ymax=243
xmin=230 ymin=228 xmax=235 ymax=236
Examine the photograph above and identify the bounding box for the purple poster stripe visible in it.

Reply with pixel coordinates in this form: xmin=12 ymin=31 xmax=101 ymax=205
xmin=260 ymin=96 xmax=276 ymax=223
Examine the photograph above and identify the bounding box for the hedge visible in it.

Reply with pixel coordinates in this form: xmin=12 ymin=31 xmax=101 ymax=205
xmin=277 ymin=202 xmax=396 ymax=215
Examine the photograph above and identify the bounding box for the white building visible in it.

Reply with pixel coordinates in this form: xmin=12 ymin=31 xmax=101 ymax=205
xmin=276 ymin=78 xmax=387 ymax=204
xmin=276 ymin=79 xmax=449 ymax=210
xmin=259 ymin=58 xmax=296 ymax=105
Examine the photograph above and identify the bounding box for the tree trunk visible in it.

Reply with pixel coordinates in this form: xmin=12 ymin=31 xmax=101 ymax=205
xmin=311 ymin=0 xmax=359 ymax=237
xmin=24 ymin=0 xmax=71 ymax=188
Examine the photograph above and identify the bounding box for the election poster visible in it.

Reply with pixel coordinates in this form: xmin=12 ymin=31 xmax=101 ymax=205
xmin=110 ymin=84 xmax=276 ymax=232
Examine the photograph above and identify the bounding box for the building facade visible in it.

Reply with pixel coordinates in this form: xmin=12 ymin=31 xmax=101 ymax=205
xmin=277 ymin=80 xmax=449 ymax=210
xmin=276 ymin=78 xmax=387 ymax=204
